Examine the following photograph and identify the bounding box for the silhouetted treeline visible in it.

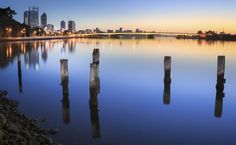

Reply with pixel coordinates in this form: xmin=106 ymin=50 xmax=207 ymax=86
xmin=177 ymin=30 xmax=236 ymax=41
xmin=0 ymin=7 xmax=46 ymax=37
xmin=0 ymin=7 xmax=30 ymax=37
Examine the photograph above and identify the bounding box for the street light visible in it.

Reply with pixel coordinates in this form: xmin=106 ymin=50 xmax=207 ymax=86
xmin=33 ymin=31 xmax=37 ymax=37
xmin=6 ymin=27 xmax=12 ymax=37
xmin=20 ymin=28 xmax=26 ymax=37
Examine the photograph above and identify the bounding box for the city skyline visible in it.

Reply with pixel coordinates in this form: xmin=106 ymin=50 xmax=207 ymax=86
xmin=1 ymin=0 xmax=236 ymax=33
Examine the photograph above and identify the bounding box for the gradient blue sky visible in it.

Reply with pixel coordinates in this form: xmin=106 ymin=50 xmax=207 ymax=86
xmin=1 ymin=0 xmax=236 ymax=33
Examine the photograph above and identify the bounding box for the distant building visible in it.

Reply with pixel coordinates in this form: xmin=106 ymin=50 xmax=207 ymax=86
xmin=136 ymin=28 xmax=142 ymax=33
xmin=41 ymin=12 xmax=47 ymax=28
xmin=107 ymin=30 xmax=113 ymax=33
xmin=68 ymin=20 xmax=76 ymax=33
xmin=116 ymin=28 xmax=123 ymax=33
xmin=46 ymin=24 xmax=54 ymax=32
xmin=124 ymin=30 xmax=132 ymax=33
xmin=28 ymin=7 xmax=39 ymax=28
xmin=94 ymin=28 xmax=101 ymax=33
xmin=85 ymin=29 xmax=93 ymax=34
xmin=119 ymin=27 xmax=123 ymax=33
xmin=23 ymin=10 xmax=28 ymax=25
xmin=78 ymin=30 xmax=85 ymax=34
xmin=61 ymin=21 xmax=66 ymax=31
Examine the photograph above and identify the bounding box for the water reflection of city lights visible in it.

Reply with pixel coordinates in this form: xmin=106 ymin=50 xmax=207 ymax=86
xmin=9 ymin=47 xmax=12 ymax=58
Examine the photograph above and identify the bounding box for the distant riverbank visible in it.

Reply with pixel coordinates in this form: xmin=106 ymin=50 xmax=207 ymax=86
xmin=176 ymin=34 xmax=236 ymax=41
xmin=1 ymin=34 xmax=236 ymax=42
xmin=0 ymin=35 xmax=157 ymax=42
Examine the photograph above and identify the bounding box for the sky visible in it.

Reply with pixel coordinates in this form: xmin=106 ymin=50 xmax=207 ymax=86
xmin=1 ymin=0 xmax=236 ymax=33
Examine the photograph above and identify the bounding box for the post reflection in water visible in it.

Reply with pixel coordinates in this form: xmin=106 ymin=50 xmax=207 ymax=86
xmin=60 ymin=59 xmax=70 ymax=124
xmin=89 ymin=49 xmax=101 ymax=139
xmin=215 ymin=56 xmax=226 ymax=118
xmin=17 ymin=54 xmax=23 ymax=93
xmin=163 ymin=56 xmax=171 ymax=105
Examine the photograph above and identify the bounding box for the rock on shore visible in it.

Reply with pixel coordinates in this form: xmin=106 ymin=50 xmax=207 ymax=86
xmin=0 ymin=91 xmax=59 ymax=145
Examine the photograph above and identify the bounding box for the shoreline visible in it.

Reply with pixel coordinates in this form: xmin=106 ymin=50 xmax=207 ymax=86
xmin=0 ymin=90 xmax=59 ymax=145
xmin=0 ymin=36 xmax=82 ymax=42
xmin=176 ymin=35 xmax=236 ymax=42
xmin=1 ymin=35 xmax=236 ymax=42
xmin=0 ymin=35 xmax=162 ymax=42
xmin=0 ymin=36 xmax=162 ymax=42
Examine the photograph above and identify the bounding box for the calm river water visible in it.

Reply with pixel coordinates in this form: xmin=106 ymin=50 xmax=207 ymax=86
xmin=0 ymin=38 xmax=236 ymax=145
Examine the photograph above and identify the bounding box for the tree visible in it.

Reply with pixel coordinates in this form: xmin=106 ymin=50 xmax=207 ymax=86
xmin=197 ymin=30 xmax=203 ymax=35
xmin=0 ymin=7 xmax=16 ymax=19
xmin=205 ymin=30 xmax=217 ymax=36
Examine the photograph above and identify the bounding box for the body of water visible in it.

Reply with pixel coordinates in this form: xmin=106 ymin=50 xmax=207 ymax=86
xmin=0 ymin=38 xmax=236 ymax=145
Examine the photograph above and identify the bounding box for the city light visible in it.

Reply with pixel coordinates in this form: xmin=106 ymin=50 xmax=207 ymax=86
xmin=6 ymin=27 xmax=12 ymax=32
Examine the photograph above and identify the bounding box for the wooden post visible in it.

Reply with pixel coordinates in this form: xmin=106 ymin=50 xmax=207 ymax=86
xmin=163 ymin=56 xmax=171 ymax=105
xmin=93 ymin=48 xmax=100 ymax=64
xmin=89 ymin=52 xmax=101 ymax=138
xmin=214 ymin=56 xmax=226 ymax=118
xmin=217 ymin=56 xmax=225 ymax=76
xmin=18 ymin=55 xmax=23 ymax=93
xmin=90 ymin=63 xmax=100 ymax=90
xmin=89 ymin=63 xmax=101 ymax=138
xmin=60 ymin=59 xmax=70 ymax=124
xmin=164 ymin=56 xmax=171 ymax=82
xmin=60 ymin=59 xmax=69 ymax=84
xmin=216 ymin=56 xmax=226 ymax=87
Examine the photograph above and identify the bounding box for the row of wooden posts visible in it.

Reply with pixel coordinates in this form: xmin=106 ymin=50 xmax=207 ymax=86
xmin=162 ymin=55 xmax=225 ymax=117
xmin=58 ymin=49 xmax=226 ymax=139
xmin=60 ymin=48 xmax=101 ymax=138
xmin=15 ymin=48 xmax=226 ymax=138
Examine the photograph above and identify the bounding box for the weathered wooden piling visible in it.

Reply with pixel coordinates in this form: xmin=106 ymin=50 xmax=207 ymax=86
xmin=214 ymin=56 xmax=226 ymax=118
xmin=60 ymin=59 xmax=70 ymax=124
xmin=216 ymin=56 xmax=226 ymax=89
xmin=92 ymin=48 xmax=100 ymax=64
xmin=60 ymin=59 xmax=69 ymax=84
xmin=163 ymin=56 xmax=171 ymax=105
xmin=164 ymin=56 xmax=171 ymax=83
xmin=217 ymin=56 xmax=225 ymax=76
xmin=89 ymin=63 xmax=101 ymax=138
xmin=18 ymin=55 xmax=23 ymax=93
xmin=89 ymin=50 xmax=101 ymax=138
xmin=90 ymin=63 xmax=100 ymax=90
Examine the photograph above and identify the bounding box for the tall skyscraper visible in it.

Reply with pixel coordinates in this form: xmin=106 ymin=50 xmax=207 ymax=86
xmin=41 ymin=12 xmax=47 ymax=28
xmin=68 ymin=20 xmax=76 ymax=33
xmin=23 ymin=10 xmax=28 ymax=25
xmin=61 ymin=21 xmax=66 ymax=31
xmin=28 ymin=7 xmax=39 ymax=28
